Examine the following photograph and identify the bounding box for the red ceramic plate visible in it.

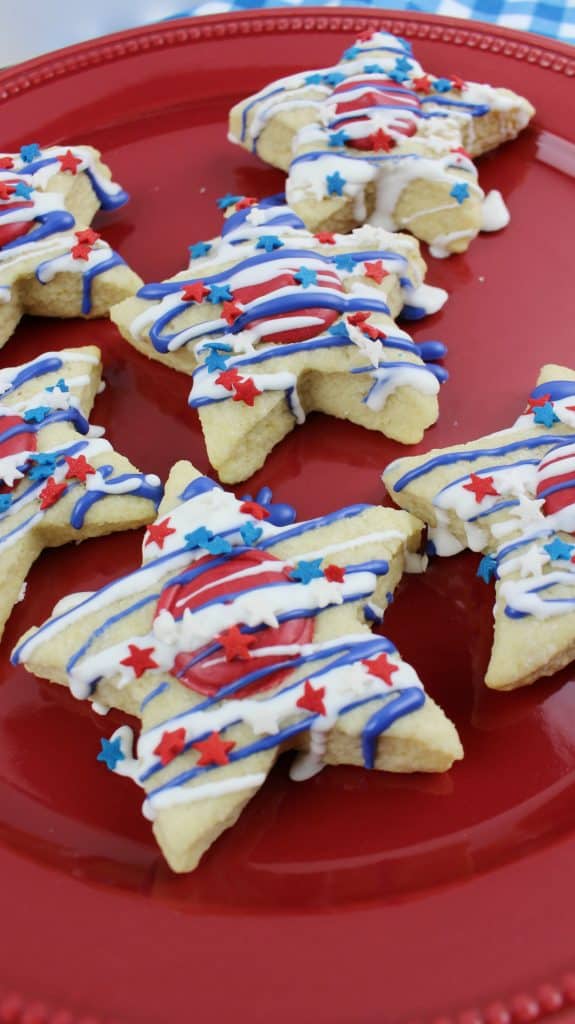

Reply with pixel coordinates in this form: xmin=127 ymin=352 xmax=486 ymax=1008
xmin=1 ymin=12 xmax=575 ymax=1024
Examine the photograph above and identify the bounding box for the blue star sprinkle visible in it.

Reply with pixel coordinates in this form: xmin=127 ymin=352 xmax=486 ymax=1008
xmin=14 ymin=182 xmax=33 ymax=199
xmin=326 ymin=172 xmax=346 ymax=197
xmin=324 ymin=71 xmax=346 ymax=87
xmin=184 ymin=526 xmax=213 ymax=550
xmin=388 ymin=68 xmax=409 ymax=83
xmin=206 ymin=536 xmax=233 ymax=555
xmin=328 ymin=130 xmax=349 ymax=148
xmin=305 ymin=73 xmax=324 ymax=86
xmin=205 ymin=350 xmax=229 ymax=373
xmin=0 ymin=494 xmax=12 ymax=514
xmin=207 ymin=284 xmax=233 ymax=304
xmin=240 ymin=521 xmax=263 ymax=546
xmin=364 ymin=63 xmax=385 ymax=74
xmin=450 ymin=182 xmax=470 ymax=205
xmin=20 ymin=143 xmax=40 ymax=164
xmin=544 ymin=538 xmax=574 ymax=561
xmin=184 ymin=527 xmax=232 ymax=555
xmin=333 ymin=253 xmax=356 ymax=272
xmin=343 ymin=46 xmax=360 ymax=60
xmin=24 ymin=406 xmax=51 ymax=424
xmin=395 ymin=56 xmax=412 ymax=74
xmin=47 ymin=378 xmax=68 ymax=393
xmin=217 ymin=194 xmax=241 ymax=211
xmin=434 ymin=78 xmax=453 ymax=93
xmin=189 ymin=241 xmax=212 ymax=260
xmin=28 ymin=453 xmax=57 ymax=480
xmin=97 ymin=736 xmax=125 ymax=771
xmin=533 ymin=402 xmax=559 ymax=427
xmin=477 ymin=554 xmax=498 ymax=583
xmin=294 ymin=267 xmax=318 ymax=288
xmin=329 ymin=321 xmax=350 ymax=337
xmin=290 ymin=558 xmax=324 ymax=584
xmin=255 ymin=235 xmax=284 ymax=252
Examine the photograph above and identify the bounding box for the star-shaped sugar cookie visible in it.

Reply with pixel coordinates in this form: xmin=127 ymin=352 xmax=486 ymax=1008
xmin=229 ymin=31 xmax=534 ymax=256
xmin=112 ymin=193 xmax=449 ymax=483
xmin=0 ymin=345 xmax=163 ymax=639
xmin=384 ymin=364 xmax=575 ymax=691
xmin=0 ymin=142 xmax=142 ymax=347
xmin=13 ymin=460 xmax=463 ymax=873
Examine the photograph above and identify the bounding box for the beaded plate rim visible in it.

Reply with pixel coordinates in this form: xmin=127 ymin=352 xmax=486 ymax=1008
xmin=0 ymin=9 xmax=574 ymax=1024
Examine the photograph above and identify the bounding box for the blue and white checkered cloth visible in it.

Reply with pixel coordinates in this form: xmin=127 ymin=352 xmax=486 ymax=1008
xmin=170 ymin=0 xmax=575 ymax=44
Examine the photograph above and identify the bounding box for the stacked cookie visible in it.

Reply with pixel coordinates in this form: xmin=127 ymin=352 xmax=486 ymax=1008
xmin=5 ymin=30 xmax=564 ymax=875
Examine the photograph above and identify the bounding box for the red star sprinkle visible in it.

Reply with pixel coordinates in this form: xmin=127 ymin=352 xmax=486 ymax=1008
xmin=315 ymin=231 xmax=336 ymax=244
xmin=38 ymin=477 xmax=67 ymax=510
xmin=120 ymin=644 xmax=159 ymax=678
xmin=362 ymin=321 xmax=386 ymax=341
xmin=145 ymin=517 xmax=177 ymax=550
xmin=412 ymin=75 xmax=432 ymax=94
xmin=64 ymin=454 xmax=96 ymax=483
xmin=218 ymin=625 xmax=256 ymax=662
xmin=526 ymin=393 xmax=551 ymax=412
xmin=216 ymin=368 xmax=243 ymax=391
xmin=364 ymin=260 xmax=389 ymax=285
xmin=0 ymin=157 xmax=14 ymax=169
xmin=296 ymin=680 xmax=327 ymax=716
xmin=222 ymin=300 xmax=243 ymax=325
xmin=154 ymin=727 xmax=187 ymax=767
xmin=232 ymin=377 xmax=262 ymax=407
xmin=450 ymin=146 xmax=472 ymax=160
xmin=324 ymin=564 xmax=345 ymax=583
xmin=358 ymin=29 xmax=375 ymax=41
xmin=368 ymin=128 xmax=396 ymax=152
xmin=57 ymin=149 xmax=83 ymax=174
xmin=75 ymin=227 xmax=100 ymax=246
xmin=71 ymin=243 xmax=91 ymax=261
xmin=181 ymin=281 xmax=209 ymax=303
xmin=0 ymin=182 xmax=15 ymax=200
xmin=235 ymin=196 xmax=257 ymax=210
xmin=450 ymin=75 xmax=467 ymax=91
xmin=239 ymin=501 xmax=270 ymax=520
xmin=363 ymin=653 xmax=398 ymax=686
xmin=193 ymin=731 xmax=236 ymax=767
xmin=347 ymin=311 xmax=371 ymax=327
xmin=462 ymin=473 xmax=499 ymax=503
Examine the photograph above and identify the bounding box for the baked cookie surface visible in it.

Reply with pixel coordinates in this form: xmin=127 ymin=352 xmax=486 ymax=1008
xmin=112 ymin=193 xmax=449 ymax=483
xmin=13 ymin=460 xmax=463 ymax=872
xmin=383 ymin=364 xmax=575 ymax=691
xmin=0 ymin=143 xmax=142 ymax=347
xmin=229 ymin=31 xmax=534 ymax=255
xmin=0 ymin=345 xmax=162 ymax=639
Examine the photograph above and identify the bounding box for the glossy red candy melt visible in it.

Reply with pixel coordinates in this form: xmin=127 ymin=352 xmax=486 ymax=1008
xmin=0 ymin=12 xmax=574 ymax=1024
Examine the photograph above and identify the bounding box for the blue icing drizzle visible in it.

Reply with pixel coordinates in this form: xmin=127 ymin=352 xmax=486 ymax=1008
xmin=0 ymin=209 xmax=75 ymax=253
xmin=33 ymin=251 xmax=126 ymax=315
xmin=141 ymin=681 xmax=170 ymax=710
xmin=69 ymin=465 xmax=163 ymax=529
xmin=21 ymin=155 xmax=129 ymax=211
xmin=392 ymin=436 xmax=574 ymax=492
xmin=2 ymin=356 xmax=63 ymax=394
xmin=530 ymin=380 xmax=575 ymax=402
xmin=179 ymin=475 xmax=221 ymax=501
xmin=361 ymin=686 xmax=425 ymax=768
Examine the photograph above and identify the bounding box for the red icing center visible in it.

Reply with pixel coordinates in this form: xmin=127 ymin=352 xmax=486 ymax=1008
xmin=0 ymin=199 xmax=34 ymax=250
xmin=334 ymin=79 xmax=420 ymax=143
xmin=0 ymin=414 xmax=38 ymax=492
xmin=233 ymin=269 xmax=342 ymax=344
xmin=536 ymin=448 xmax=575 ymax=516
xmin=157 ymin=549 xmax=314 ymax=698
